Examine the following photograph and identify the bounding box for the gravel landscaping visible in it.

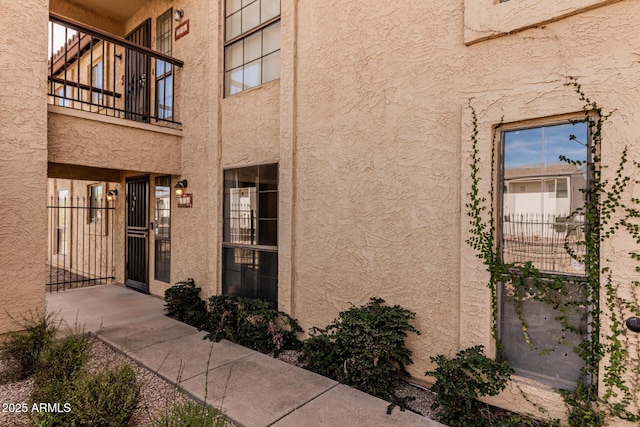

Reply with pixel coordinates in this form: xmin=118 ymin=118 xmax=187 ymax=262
xmin=0 ymin=339 xmax=234 ymax=427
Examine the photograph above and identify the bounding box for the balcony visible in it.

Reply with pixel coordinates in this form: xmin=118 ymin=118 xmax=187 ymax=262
xmin=48 ymin=12 xmax=183 ymax=125
xmin=47 ymin=12 xmax=183 ymax=175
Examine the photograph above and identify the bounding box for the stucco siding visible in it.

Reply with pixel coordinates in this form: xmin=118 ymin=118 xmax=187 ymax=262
xmin=48 ymin=106 xmax=182 ymax=175
xmin=0 ymin=0 xmax=48 ymax=334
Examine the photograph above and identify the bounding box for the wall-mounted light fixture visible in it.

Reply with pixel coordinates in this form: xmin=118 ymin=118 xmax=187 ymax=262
xmin=106 ymin=189 xmax=118 ymax=201
xmin=175 ymin=179 xmax=188 ymax=196
xmin=626 ymin=317 xmax=640 ymax=333
xmin=174 ymin=8 xmax=184 ymax=21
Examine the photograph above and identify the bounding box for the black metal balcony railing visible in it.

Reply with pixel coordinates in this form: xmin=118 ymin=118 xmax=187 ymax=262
xmin=48 ymin=13 xmax=184 ymax=125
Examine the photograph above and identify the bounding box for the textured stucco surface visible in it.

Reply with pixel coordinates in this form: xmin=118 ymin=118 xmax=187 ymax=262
xmin=0 ymin=0 xmax=48 ymax=334
xmin=3 ymin=0 xmax=640 ymax=418
xmin=48 ymin=106 xmax=182 ymax=175
xmin=464 ymin=0 xmax=624 ymax=44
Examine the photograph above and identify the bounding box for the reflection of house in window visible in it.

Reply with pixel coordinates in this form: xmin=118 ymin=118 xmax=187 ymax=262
xmin=223 ymin=164 xmax=278 ymax=304
xmin=503 ymin=163 xmax=586 ymax=220
xmin=499 ymin=120 xmax=589 ymax=391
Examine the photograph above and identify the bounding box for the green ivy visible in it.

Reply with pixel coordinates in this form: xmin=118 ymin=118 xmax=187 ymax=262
xmin=466 ymin=78 xmax=640 ymax=424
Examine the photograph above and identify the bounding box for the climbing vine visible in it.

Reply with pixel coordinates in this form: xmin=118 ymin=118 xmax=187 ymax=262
xmin=466 ymin=78 xmax=640 ymax=424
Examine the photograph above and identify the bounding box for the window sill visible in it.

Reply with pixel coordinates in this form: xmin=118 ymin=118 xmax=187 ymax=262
xmin=464 ymin=0 xmax=623 ymax=45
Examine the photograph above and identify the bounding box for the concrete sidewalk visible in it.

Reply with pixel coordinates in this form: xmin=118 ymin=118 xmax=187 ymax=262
xmin=47 ymin=285 xmax=444 ymax=427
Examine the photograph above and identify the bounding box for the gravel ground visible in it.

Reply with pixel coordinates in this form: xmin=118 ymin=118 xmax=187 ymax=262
xmin=0 ymin=340 xmax=234 ymax=427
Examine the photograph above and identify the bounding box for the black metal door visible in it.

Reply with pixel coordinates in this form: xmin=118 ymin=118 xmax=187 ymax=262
xmin=126 ymin=177 xmax=149 ymax=293
xmin=125 ymin=19 xmax=150 ymax=122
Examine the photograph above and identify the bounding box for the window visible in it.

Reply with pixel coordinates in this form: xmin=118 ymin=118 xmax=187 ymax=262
xmin=156 ymin=9 xmax=174 ymax=120
xmin=56 ymin=86 xmax=71 ymax=107
xmin=224 ymin=0 xmax=281 ymax=96
xmin=56 ymin=190 xmax=69 ymax=255
xmin=223 ymin=164 xmax=278 ymax=304
xmin=91 ymin=61 xmax=103 ymax=104
xmin=88 ymin=183 xmax=103 ymax=223
xmin=500 ymin=120 xmax=589 ymax=389
xmin=154 ymin=176 xmax=171 ymax=283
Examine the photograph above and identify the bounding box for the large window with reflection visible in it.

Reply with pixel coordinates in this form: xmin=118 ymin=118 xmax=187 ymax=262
xmin=154 ymin=176 xmax=171 ymax=283
xmin=223 ymin=164 xmax=278 ymax=304
xmin=224 ymin=0 xmax=280 ymax=96
xmin=500 ymin=120 xmax=590 ymax=390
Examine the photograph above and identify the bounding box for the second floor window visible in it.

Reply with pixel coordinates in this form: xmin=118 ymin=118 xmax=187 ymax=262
xmin=156 ymin=9 xmax=173 ymax=120
xmin=91 ymin=61 xmax=103 ymax=104
xmin=224 ymin=0 xmax=281 ymax=96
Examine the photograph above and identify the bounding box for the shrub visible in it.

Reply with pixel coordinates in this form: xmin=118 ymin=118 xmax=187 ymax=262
xmin=426 ymin=345 xmax=513 ymax=427
xmin=37 ymin=329 xmax=94 ymax=384
xmin=33 ymin=364 xmax=141 ymax=427
xmin=300 ymin=297 xmax=420 ymax=402
xmin=164 ymin=279 xmax=208 ymax=328
xmin=152 ymin=400 xmax=225 ymax=427
xmin=0 ymin=311 xmax=59 ymax=379
xmin=204 ymin=294 xmax=302 ymax=355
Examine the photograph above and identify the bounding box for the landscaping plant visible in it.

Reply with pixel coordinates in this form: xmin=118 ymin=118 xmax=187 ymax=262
xmin=164 ymin=278 xmax=208 ymax=329
xmin=301 ymin=297 xmax=420 ymax=402
xmin=204 ymin=294 xmax=302 ymax=355
xmin=0 ymin=311 xmax=59 ymax=379
xmin=426 ymin=345 xmax=513 ymax=427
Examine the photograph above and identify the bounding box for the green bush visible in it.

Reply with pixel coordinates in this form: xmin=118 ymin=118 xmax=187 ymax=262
xmin=426 ymin=345 xmax=513 ymax=427
xmin=33 ymin=364 xmax=141 ymax=427
xmin=300 ymin=297 xmax=420 ymax=402
xmin=164 ymin=279 xmax=208 ymax=328
xmin=0 ymin=311 xmax=59 ymax=379
xmin=204 ymin=294 xmax=302 ymax=355
xmin=152 ymin=400 xmax=225 ymax=427
xmin=37 ymin=331 xmax=94 ymax=384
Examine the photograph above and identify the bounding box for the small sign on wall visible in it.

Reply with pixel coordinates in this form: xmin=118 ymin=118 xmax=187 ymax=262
xmin=175 ymin=20 xmax=190 ymax=41
xmin=178 ymin=194 xmax=193 ymax=208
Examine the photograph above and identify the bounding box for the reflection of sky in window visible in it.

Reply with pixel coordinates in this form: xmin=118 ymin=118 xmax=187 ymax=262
xmin=504 ymin=122 xmax=588 ymax=169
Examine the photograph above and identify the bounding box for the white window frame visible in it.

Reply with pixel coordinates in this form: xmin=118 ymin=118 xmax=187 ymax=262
xmin=224 ymin=0 xmax=281 ymax=96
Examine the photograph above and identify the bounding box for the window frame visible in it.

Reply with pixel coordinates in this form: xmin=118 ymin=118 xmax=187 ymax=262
xmin=88 ymin=183 xmax=104 ymax=224
xmin=154 ymin=175 xmax=171 ymax=283
xmin=497 ymin=118 xmax=593 ymax=390
xmin=91 ymin=60 xmax=104 ymax=104
xmin=222 ymin=164 xmax=279 ymax=305
xmin=155 ymin=9 xmax=174 ymax=121
xmin=223 ymin=0 xmax=281 ymax=96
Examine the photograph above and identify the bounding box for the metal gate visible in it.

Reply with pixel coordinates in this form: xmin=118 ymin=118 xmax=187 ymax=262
xmin=126 ymin=177 xmax=149 ymax=293
xmin=46 ymin=196 xmax=115 ymax=291
xmin=125 ymin=19 xmax=151 ymax=122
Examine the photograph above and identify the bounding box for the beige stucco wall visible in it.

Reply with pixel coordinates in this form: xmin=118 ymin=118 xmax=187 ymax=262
xmin=48 ymin=106 xmax=182 ymax=175
xmin=0 ymin=0 xmax=48 ymax=335
xmin=2 ymin=0 xmax=637 ymax=419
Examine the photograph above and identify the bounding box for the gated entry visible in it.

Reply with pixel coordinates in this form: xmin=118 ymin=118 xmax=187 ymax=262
xmin=46 ymin=196 xmax=115 ymax=291
xmin=125 ymin=177 xmax=149 ymax=293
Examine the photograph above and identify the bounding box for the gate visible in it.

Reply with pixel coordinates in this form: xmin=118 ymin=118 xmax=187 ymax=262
xmin=46 ymin=196 xmax=115 ymax=291
xmin=125 ymin=177 xmax=149 ymax=293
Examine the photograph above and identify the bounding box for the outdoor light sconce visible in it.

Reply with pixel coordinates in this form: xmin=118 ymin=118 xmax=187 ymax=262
xmin=175 ymin=179 xmax=188 ymax=196
xmin=174 ymin=9 xmax=184 ymax=21
xmin=626 ymin=317 xmax=640 ymax=333
xmin=106 ymin=189 xmax=118 ymax=201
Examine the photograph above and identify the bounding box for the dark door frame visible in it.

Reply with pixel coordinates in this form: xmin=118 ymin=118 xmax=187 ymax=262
xmin=125 ymin=19 xmax=151 ymax=123
xmin=125 ymin=175 xmax=150 ymax=293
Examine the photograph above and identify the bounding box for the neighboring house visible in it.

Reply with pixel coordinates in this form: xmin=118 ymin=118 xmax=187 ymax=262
xmin=2 ymin=0 xmax=639 ymax=422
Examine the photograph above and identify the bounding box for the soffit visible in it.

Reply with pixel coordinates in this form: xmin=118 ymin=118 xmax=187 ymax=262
xmin=70 ymin=0 xmax=149 ymax=22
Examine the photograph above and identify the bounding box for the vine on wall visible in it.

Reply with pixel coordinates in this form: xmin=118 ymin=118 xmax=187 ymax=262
xmin=466 ymin=78 xmax=640 ymax=424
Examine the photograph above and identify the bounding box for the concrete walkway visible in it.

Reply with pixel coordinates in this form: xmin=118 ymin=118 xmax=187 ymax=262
xmin=47 ymin=285 xmax=444 ymax=427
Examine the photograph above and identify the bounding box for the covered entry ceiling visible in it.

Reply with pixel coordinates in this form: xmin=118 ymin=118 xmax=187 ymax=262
xmin=69 ymin=0 xmax=149 ymax=21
